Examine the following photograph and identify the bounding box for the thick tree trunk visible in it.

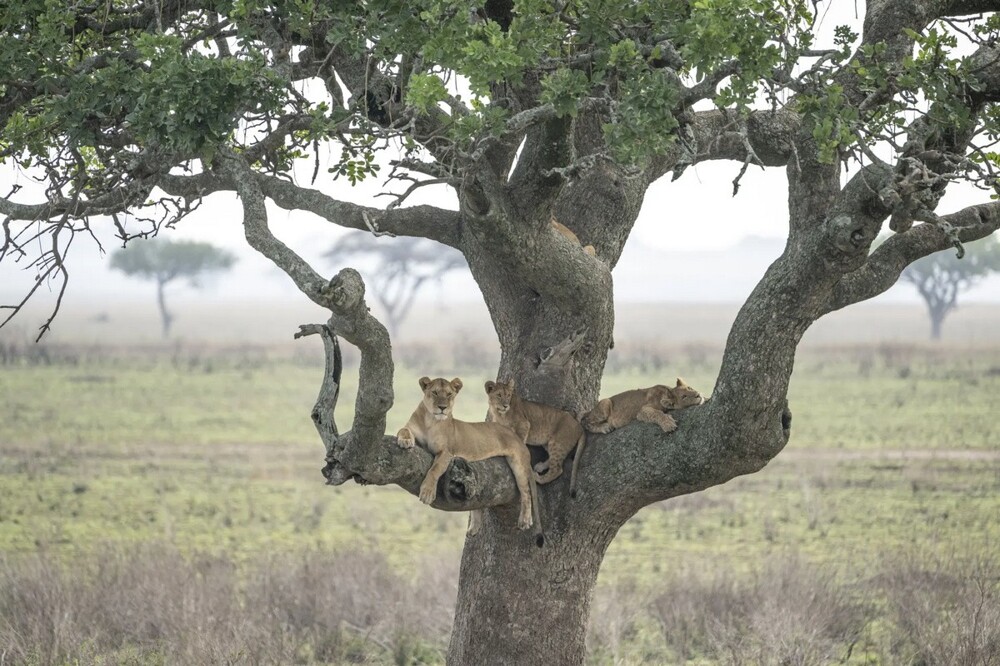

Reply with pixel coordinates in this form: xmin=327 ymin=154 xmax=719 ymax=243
xmin=447 ymin=516 xmax=614 ymax=665
xmin=443 ymin=192 xmax=621 ymax=661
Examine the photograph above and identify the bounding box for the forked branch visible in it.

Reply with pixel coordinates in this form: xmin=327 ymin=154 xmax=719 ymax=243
xmin=215 ymin=148 xmax=528 ymax=510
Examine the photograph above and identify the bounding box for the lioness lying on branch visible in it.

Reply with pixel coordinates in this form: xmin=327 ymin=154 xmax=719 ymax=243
xmin=396 ymin=377 xmax=543 ymax=545
xmin=581 ymin=379 xmax=704 ymax=435
xmin=485 ymin=378 xmax=585 ymax=487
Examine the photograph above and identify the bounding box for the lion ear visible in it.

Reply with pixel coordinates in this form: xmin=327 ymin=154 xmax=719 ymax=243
xmin=509 ymin=378 xmax=516 ymax=391
xmin=419 ymin=376 xmax=432 ymax=390
xmin=676 ymin=377 xmax=688 ymax=388
xmin=485 ymin=381 xmax=496 ymax=394
xmin=451 ymin=378 xmax=464 ymax=392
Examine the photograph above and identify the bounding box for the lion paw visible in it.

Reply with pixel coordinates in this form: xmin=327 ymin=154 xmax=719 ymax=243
xmin=535 ymin=468 xmax=561 ymax=485
xmin=533 ymin=461 xmax=549 ymax=475
xmin=418 ymin=483 xmax=437 ymax=505
xmin=396 ymin=429 xmax=415 ymax=449
xmin=658 ymin=416 xmax=678 ymax=433
xmin=517 ymin=513 xmax=533 ymax=530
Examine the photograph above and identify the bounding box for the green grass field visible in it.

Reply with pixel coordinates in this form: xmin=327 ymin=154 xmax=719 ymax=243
xmin=1 ymin=342 xmax=999 ymax=664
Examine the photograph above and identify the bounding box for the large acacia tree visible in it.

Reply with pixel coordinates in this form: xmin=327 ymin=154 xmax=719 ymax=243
xmin=3 ymin=1 xmax=1000 ymax=662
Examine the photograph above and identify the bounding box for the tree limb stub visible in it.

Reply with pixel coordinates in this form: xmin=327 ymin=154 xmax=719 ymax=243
xmin=294 ymin=324 xmax=342 ymax=476
xmin=537 ymin=327 xmax=587 ymax=370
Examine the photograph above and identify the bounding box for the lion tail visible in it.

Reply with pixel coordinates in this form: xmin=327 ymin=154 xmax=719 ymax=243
xmin=530 ymin=473 xmax=544 ymax=547
xmin=569 ymin=430 xmax=588 ymax=499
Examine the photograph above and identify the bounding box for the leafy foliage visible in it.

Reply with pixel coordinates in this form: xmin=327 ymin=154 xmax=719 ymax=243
xmin=0 ymin=0 xmax=818 ymax=182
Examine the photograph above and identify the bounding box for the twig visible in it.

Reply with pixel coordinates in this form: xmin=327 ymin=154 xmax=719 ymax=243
xmin=731 ymin=117 xmax=766 ymax=196
xmin=378 ymin=177 xmax=457 ymax=210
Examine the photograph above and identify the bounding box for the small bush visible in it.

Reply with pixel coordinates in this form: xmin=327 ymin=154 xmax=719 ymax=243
xmin=647 ymin=555 xmax=870 ymax=666
xmin=879 ymin=551 xmax=1000 ymax=666
xmin=0 ymin=544 xmax=454 ymax=665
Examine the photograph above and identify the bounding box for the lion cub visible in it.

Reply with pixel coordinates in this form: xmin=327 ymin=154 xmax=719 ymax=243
xmin=581 ymin=378 xmax=703 ymax=435
xmin=485 ymin=379 xmax=586 ymax=486
xmin=573 ymin=379 xmax=704 ymax=496
xmin=396 ymin=377 xmax=542 ymax=541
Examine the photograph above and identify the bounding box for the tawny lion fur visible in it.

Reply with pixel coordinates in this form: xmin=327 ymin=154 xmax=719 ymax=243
xmin=551 ymin=217 xmax=596 ymax=256
xmin=485 ymin=378 xmax=586 ymax=487
xmin=573 ymin=378 xmax=704 ymax=496
xmin=396 ymin=377 xmax=542 ymax=541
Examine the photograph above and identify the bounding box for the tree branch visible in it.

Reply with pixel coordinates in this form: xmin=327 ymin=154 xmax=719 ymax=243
xmin=325 ymin=46 xmax=465 ymax=167
xmin=504 ymin=115 xmax=574 ymax=215
xmin=646 ymin=108 xmax=801 ymax=184
xmin=215 ymin=148 xmax=533 ymax=513
xmin=827 ymin=200 xmax=1000 ymax=312
xmin=0 ymin=179 xmax=156 ymax=222
xmin=571 ymin=403 xmax=791 ymax=524
xmin=155 ymin=171 xmax=463 ymax=248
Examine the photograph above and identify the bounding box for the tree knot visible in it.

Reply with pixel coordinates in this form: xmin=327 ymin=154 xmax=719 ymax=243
xmin=445 ymin=458 xmax=478 ymax=502
xmin=537 ymin=328 xmax=587 ymax=369
xmin=325 ymin=268 xmax=366 ymax=311
xmin=825 ymin=214 xmax=874 ymax=266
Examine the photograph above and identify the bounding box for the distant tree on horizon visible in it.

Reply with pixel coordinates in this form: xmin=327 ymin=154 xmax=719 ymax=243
xmin=900 ymin=237 xmax=1000 ymax=340
xmin=109 ymin=239 xmax=236 ymax=338
xmin=324 ymin=233 xmax=466 ymax=336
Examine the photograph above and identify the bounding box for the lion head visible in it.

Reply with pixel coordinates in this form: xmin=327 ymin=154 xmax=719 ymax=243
xmin=662 ymin=377 xmax=704 ymax=410
xmin=418 ymin=376 xmax=463 ymax=420
xmin=484 ymin=379 xmax=516 ymax=416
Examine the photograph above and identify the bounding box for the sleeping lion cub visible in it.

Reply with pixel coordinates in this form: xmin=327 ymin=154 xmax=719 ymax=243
xmin=485 ymin=379 xmax=586 ymax=486
xmin=572 ymin=379 xmax=704 ymax=496
xmin=581 ymin=378 xmax=704 ymax=435
xmin=396 ymin=377 xmax=542 ymax=543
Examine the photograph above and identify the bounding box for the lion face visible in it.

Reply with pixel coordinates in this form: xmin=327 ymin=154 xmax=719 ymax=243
xmin=485 ymin=379 xmax=516 ymax=416
xmin=419 ymin=376 xmax=463 ymax=420
xmin=662 ymin=377 xmax=704 ymax=410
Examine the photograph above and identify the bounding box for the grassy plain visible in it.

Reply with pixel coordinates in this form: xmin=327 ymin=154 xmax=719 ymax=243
xmin=1 ymin=339 xmax=999 ymax=664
